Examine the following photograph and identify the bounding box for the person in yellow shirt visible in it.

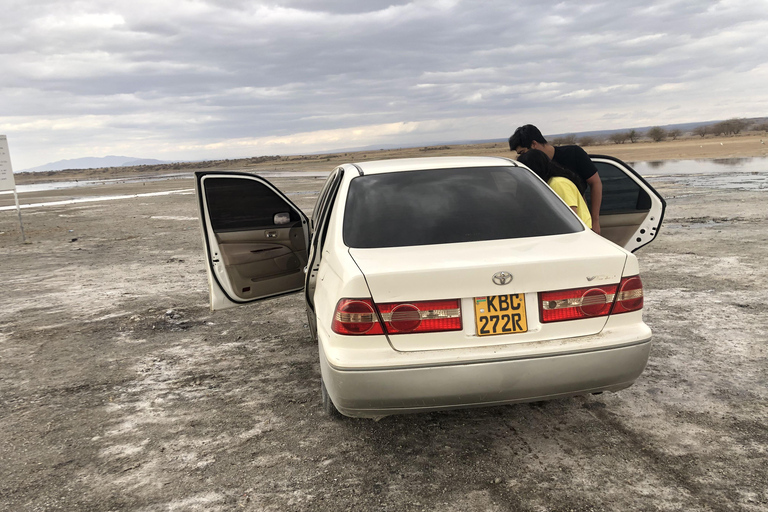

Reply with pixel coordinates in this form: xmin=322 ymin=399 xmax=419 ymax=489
xmin=517 ymin=149 xmax=592 ymax=229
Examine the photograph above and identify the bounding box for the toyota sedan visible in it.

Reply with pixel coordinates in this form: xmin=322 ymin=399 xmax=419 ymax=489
xmin=195 ymin=155 xmax=665 ymax=418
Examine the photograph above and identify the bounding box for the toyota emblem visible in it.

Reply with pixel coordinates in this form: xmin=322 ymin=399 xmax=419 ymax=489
xmin=492 ymin=271 xmax=513 ymax=286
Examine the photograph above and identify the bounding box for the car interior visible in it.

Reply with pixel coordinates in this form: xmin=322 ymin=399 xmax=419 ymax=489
xmin=202 ymin=176 xmax=308 ymax=301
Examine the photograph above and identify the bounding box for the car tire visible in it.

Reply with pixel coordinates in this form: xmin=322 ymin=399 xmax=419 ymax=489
xmin=321 ymin=379 xmax=342 ymax=419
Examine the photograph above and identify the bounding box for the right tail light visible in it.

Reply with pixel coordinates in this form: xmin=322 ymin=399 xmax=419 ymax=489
xmin=539 ymin=275 xmax=643 ymax=323
xmin=611 ymin=275 xmax=644 ymax=314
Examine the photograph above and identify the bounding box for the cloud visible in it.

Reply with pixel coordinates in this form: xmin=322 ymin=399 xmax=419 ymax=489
xmin=2 ymin=0 xmax=768 ymax=169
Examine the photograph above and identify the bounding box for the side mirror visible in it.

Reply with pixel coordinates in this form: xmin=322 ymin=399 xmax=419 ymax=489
xmin=274 ymin=212 xmax=291 ymax=225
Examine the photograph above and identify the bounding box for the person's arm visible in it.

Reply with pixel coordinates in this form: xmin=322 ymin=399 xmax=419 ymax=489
xmin=586 ymin=173 xmax=602 ymax=235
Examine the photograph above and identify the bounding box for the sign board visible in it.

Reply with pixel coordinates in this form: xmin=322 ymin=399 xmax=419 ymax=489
xmin=0 ymin=135 xmax=16 ymax=192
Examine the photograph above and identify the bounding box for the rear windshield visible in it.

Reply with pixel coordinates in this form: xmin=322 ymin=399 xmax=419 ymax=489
xmin=343 ymin=166 xmax=583 ymax=248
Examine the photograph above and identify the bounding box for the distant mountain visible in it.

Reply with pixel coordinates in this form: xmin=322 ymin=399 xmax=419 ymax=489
xmin=21 ymin=156 xmax=170 ymax=173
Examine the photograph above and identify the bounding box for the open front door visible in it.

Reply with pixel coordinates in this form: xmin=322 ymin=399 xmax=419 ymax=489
xmin=196 ymin=172 xmax=310 ymax=311
xmin=590 ymin=155 xmax=666 ymax=252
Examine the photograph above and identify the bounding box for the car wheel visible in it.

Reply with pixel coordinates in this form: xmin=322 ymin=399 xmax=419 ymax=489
xmin=321 ymin=379 xmax=342 ymax=418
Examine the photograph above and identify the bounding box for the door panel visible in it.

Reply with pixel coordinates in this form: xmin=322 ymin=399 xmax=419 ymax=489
xmin=589 ymin=156 xmax=666 ymax=252
xmin=196 ymin=172 xmax=310 ymax=310
xmin=599 ymin=212 xmax=649 ymax=249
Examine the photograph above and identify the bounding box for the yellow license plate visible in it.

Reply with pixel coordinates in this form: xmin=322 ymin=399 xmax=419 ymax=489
xmin=474 ymin=294 xmax=527 ymax=336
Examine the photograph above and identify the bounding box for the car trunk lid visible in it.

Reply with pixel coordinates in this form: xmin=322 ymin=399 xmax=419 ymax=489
xmin=348 ymin=232 xmax=629 ymax=351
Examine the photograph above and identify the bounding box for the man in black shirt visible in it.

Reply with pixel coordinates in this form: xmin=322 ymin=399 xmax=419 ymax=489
xmin=509 ymin=124 xmax=603 ymax=234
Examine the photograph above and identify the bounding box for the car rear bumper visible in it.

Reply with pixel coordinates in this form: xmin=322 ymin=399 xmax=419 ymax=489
xmin=320 ymin=338 xmax=652 ymax=418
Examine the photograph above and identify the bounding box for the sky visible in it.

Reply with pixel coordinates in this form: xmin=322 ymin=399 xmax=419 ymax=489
xmin=2 ymin=0 xmax=767 ymax=171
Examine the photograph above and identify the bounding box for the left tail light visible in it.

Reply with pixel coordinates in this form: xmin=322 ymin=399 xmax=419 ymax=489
xmin=331 ymin=298 xmax=461 ymax=335
xmin=331 ymin=299 xmax=384 ymax=335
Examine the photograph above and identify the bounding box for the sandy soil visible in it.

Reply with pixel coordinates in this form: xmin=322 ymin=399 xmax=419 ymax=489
xmin=1 ymin=144 xmax=767 ymax=511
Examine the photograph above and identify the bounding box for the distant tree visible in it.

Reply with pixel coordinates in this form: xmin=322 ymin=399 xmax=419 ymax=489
xmin=628 ymin=129 xmax=639 ymax=143
xmin=668 ymin=129 xmax=682 ymax=140
xmin=578 ymin=136 xmax=597 ymax=146
xmin=647 ymin=126 xmax=668 ymax=142
xmin=608 ymin=132 xmax=629 ymax=144
xmin=753 ymin=122 xmax=768 ymax=132
xmin=710 ymin=122 xmax=727 ymax=136
xmin=552 ymin=134 xmax=577 ymax=145
xmin=727 ymin=118 xmax=748 ymax=134
xmin=693 ymin=125 xmax=709 ymax=138
xmin=712 ymin=118 xmax=749 ymax=136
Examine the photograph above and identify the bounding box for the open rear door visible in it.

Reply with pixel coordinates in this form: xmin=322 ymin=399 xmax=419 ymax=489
xmin=195 ymin=172 xmax=310 ymax=311
xmin=590 ymin=155 xmax=666 ymax=252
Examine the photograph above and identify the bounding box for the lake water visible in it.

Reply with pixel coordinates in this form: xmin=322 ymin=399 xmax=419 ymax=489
xmin=631 ymin=157 xmax=768 ymax=191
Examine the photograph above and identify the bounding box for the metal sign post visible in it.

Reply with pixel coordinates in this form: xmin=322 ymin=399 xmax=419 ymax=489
xmin=0 ymin=135 xmax=26 ymax=242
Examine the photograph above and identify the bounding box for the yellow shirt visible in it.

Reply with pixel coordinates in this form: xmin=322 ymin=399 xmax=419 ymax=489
xmin=547 ymin=177 xmax=592 ymax=228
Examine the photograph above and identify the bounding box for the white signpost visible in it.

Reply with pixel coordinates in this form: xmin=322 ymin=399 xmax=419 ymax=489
xmin=0 ymin=135 xmax=26 ymax=242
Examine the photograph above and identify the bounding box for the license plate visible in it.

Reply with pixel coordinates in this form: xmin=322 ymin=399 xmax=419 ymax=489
xmin=474 ymin=294 xmax=528 ymax=336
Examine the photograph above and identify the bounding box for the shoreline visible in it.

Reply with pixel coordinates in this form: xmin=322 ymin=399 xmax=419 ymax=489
xmin=12 ymin=134 xmax=768 ymax=185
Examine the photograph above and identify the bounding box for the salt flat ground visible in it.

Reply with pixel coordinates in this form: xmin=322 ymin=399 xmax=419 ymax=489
xmin=1 ymin=166 xmax=767 ymax=511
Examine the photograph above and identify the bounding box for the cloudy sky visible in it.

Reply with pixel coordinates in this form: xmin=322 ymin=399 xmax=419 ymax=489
xmin=2 ymin=0 xmax=767 ymax=170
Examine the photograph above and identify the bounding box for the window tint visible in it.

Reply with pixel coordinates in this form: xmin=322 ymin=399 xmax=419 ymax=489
xmin=592 ymin=162 xmax=651 ymax=214
xmin=343 ymin=167 xmax=583 ymax=248
xmin=204 ymin=177 xmax=301 ymax=231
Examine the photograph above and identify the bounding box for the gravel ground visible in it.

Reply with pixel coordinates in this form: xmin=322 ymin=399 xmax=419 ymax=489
xmin=1 ymin=167 xmax=767 ymax=512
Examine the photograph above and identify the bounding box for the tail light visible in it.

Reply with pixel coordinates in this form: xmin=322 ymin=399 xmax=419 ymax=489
xmin=331 ymin=298 xmax=461 ymax=335
xmin=539 ymin=275 xmax=643 ymax=323
xmin=378 ymin=299 xmax=462 ymax=334
xmin=540 ymin=285 xmax=617 ymax=322
xmin=612 ymin=275 xmax=644 ymax=314
xmin=331 ymin=299 xmax=384 ymax=335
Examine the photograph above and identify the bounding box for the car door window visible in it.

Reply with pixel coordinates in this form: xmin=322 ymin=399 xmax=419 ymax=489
xmin=587 ymin=163 xmax=652 ymax=214
xmin=205 ymin=177 xmax=303 ymax=231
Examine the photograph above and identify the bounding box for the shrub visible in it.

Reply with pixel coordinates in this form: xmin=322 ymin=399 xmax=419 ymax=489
xmin=647 ymin=127 xmax=668 ymax=142
xmin=608 ymin=132 xmax=630 ymax=144
xmin=551 ymin=134 xmax=577 ymax=145
xmin=712 ymin=118 xmax=749 ymax=136
xmin=693 ymin=126 xmax=709 ymax=138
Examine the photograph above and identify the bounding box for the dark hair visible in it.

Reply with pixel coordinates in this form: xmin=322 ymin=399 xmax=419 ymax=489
xmin=508 ymin=124 xmax=547 ymax=152
xmin=517 ymin=149 xmax=586 ymax=194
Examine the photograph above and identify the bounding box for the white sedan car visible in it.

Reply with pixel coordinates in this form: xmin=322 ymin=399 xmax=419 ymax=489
xmin=195 ymin=156 xmax=665 ymax=418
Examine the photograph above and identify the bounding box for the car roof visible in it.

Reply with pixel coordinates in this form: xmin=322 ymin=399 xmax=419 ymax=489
xmin=351 ymin=156 xmax=520 ymax=175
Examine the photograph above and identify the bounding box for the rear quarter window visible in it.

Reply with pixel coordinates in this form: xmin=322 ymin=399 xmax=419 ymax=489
xmin=343 ymin=166 xmax=583 ymax=248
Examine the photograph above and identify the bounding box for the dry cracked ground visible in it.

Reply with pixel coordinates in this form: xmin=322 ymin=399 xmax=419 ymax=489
xmin=1 ymin=171 xmax=767 ymax=511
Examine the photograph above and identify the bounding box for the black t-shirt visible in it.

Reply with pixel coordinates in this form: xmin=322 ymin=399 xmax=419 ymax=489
xmin=552 ymin=145 xmax=598 ymax=182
